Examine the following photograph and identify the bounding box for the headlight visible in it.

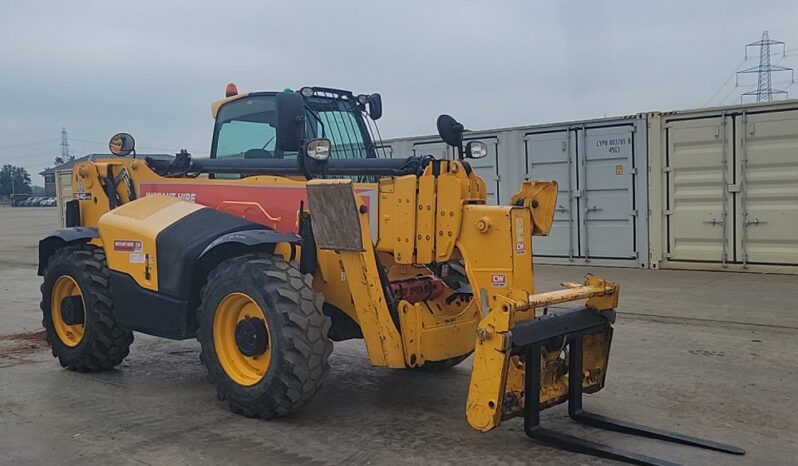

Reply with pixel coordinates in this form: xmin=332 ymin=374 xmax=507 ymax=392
xmin=466 ymin=141 xmax=488 ymax=159
xmin=306 ymin=138 xmax=331 ymax=161
xmin=300 ymin=86 xmax=315 ymax=98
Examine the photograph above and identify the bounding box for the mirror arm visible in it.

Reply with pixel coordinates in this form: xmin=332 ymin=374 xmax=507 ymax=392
xmin=306 ymin=107 xmax=326 ymax=138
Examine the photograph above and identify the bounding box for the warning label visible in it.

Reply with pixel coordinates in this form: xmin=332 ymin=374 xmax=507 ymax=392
xmin=113 ymin=240 xmax=142 ymax=252
xmin=129 ymin=253 xmax=146 ymax=264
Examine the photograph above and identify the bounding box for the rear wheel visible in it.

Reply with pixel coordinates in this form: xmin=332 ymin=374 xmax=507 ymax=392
xmin=40 ymin=245 xmax=134 ymax=371
xmin=197 ymin=253 xmax=332 ymax=418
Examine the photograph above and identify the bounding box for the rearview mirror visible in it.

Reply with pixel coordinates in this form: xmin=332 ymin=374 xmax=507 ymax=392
xmin=306 ymin=138 xmax=331 ymax=161
xmin=368 ymin=94 xmax=382 ymax=120
xmin=276 ymin=92 xmax=305 ymax=152
xmin=109 ymin=133 xmax=136 ymax=156
xmin=465 ymin=141 xmax=488 ymax=159
xmin=436 ymin=114 xmax=464 ymax=148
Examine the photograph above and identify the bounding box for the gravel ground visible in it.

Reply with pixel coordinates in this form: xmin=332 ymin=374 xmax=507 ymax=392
xmin=1 ymin=206 xmax=796 ymax=465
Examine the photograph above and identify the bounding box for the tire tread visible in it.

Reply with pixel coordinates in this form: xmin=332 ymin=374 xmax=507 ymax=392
xmin=197 ymin=253 xmax=332 ymax=419
xmin=40 ymin=245 xmax=133 ymax=372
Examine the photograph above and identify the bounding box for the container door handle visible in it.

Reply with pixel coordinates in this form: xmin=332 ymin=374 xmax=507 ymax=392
xmin=744 ymin=218 xmax=766 ymax=226
xmin=702 ymin=218 xmax=724 ymax=226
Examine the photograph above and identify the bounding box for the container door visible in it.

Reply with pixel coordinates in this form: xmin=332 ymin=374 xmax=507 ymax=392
xmin=736 ymin=110 xmax=798 ymax=265
xmin=579 ymin=126 xmax=637 ymax=260
xmin=412 ymin=141 xmax=451 ymax=159
xmin=56 ymin=170 xmax=73 ymax=228
xmin=525 ymin=131 xmax=578 ymax=259
xmin=666 ymin=117 xmax=734 ymax=263
xmin=464 ymin=137 xmax=500 ymax=205
xmin=376 ymin=144 xmax=393 ymax=158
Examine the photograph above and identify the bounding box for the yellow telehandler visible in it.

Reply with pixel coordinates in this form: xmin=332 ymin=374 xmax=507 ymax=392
xmin=38 ymin=85 xmax=742 ymax=465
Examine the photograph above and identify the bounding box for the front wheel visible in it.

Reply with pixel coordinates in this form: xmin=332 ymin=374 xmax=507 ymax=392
xmin=40 ymin=245 xmax=134 ymax=371
xmin=197 ymin=253 xmax=332 ymax=419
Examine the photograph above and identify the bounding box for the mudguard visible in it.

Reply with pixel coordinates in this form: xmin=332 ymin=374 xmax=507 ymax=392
xmin=38 ymin=227 xmax=99 ymax=275
xmin=199 ymin=229 xmax=300 ymax=261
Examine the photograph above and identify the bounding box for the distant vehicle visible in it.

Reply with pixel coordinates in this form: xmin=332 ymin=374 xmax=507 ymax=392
xmin=10 ymin=194 xmax=31 ymax=207
xmin=30 ymin=196 xmax=50 ymax=207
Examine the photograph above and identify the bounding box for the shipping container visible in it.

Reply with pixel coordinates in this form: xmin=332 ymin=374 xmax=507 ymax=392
xmin=381 ymin=115 xmax=650 ymax=268
xmin=55 ymin=169 xmax=72 ymax=226
xmin=648 ymin=100 xmax=798 ymax=274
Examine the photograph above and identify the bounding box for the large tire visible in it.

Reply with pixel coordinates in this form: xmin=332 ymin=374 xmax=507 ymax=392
xmin=197 ymin=253 xmax=332 ymax=419
xmin=40 ymin=245 xmax=134 ymax=372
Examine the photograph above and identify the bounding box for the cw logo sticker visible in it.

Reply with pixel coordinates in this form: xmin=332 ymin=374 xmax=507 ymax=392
xmin=491 ymin=274 xmax=506 ymax=288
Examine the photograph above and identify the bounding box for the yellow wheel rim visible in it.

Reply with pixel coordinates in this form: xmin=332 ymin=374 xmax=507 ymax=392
xmin=51 ymin=275 xmax=86 ymax=347
xmin=213 ymin=292 xmax=272 ymax=386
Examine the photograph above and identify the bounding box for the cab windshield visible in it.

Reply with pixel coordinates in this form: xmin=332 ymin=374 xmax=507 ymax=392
xmin=212 ymin=93 xmax=376 ymax=161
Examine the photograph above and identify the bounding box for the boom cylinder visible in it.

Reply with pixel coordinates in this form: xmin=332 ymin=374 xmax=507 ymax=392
xmin=150 ymin=156 xmax=432 ymax=178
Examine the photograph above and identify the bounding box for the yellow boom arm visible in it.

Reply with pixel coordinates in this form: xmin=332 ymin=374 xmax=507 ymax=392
xmin=304 ymin=163 xmax=618 ymax=433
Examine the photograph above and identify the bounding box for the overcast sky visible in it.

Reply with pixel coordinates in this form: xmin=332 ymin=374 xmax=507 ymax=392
xmin=1 ymin=0 xmax=797 ymax=183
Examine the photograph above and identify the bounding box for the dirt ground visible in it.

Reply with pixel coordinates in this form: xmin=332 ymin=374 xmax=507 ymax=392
xmin=1 ymin=205 xmax=796 ymax=465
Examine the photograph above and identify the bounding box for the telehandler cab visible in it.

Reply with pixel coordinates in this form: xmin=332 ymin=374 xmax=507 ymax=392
xmin=38 ymin=85 xmax=743 ymax=465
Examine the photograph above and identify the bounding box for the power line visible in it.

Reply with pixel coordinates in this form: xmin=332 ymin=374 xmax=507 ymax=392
xmin=0 ymin=138 xmax=59 ymax=151
xmin=70 ymin=137 xmax=208 ymax=155
xmin=0 ymin=152 xmax=63 ymax=163
xmin=703 ymin=56 xmax=749 ymax=107
xmin=770 ymin=23 xmax=798 ymax=32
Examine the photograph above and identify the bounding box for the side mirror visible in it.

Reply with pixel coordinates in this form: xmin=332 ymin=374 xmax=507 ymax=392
xmin=109 ymin=133 xmax=135 ymax=156
xmin=368 ymin=93 xmax=382 ymax=120
xmin=276 ymin=92 xmax=305 ymax=152
xmin=306 ymin=138 xmax=331 ymax=161
xmin=436 ymin=114 xmax=464 ymax=149
xmin=465 ymin=141 xmax=488 ymax=159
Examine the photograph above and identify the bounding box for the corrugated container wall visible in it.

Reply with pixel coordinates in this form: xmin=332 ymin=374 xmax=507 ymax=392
xmin=381 ymin=115 xmax=650 ymax=268
xmin=55 ymin=169 xmax=72 ymax=227
xmin=647 ymin=100 xmax=798 ymax=274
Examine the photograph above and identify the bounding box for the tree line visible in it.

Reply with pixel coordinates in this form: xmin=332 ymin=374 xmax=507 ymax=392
xmin=0 ymin=164 xmax=33 ymax=197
